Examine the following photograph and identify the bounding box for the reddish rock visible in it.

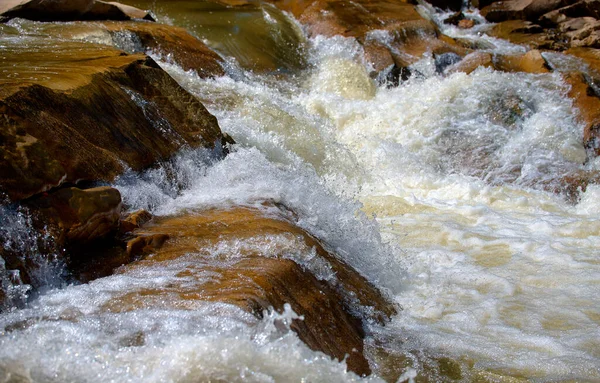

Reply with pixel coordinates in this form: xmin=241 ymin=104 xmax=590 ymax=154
xmin=108 ymin=206 xmax=396 ymax=376
xmin=563 ymin=71 xmax=600 ymax=155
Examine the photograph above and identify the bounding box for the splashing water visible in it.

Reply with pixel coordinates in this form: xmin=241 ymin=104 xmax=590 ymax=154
xmin=1 ymin=4 xmax=600 ymax=382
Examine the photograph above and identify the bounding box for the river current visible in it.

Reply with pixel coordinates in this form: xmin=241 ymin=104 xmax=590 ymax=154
xmin=1 ymin=3 xmax=600 ymax=382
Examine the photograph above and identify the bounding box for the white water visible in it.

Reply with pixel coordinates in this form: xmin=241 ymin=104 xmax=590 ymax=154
xmin=1 ymin=6 xmax=600 ymax=383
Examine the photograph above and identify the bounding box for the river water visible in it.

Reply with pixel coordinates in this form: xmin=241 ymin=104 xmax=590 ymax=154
xmin=1 ymin=3 xmax=600 ymax=382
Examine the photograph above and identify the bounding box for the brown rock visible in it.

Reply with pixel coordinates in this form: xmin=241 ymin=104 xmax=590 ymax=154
xmin=26 ymin=186 xmax=122 ymax=246
xmin=563 ymin=71 xmax=600 ymax=155
xmin=0 ymin=0 xmax=154 ymax=22
xmin=565 ymin=46 xmax=600 ymax=69
xmin=444 ymin=11 xmax=466 ymax=25
xmin=493 ymin=49 xmax=552 ymax=72
xmin=551 ymin=0 xmax=600 ymax=19
xmin=5 ymin=20 xmax=225 ymax=76
xmin=489 ymin=19 xmax=568 ymax=50
xmin=0 ymin=40 xmax=224 ymax=201
xmin=256 ymin=0 xmax=468 ymax=78
xmin=120 ymin=209 xmax=153 ymax=234
xmin=107 ymin=205 xmax=396 ymax=376
xmin=447 ymin=51 xmax=494 ymax=74
xmin=481 ymin=0 xmax=579 ymax=22
xmin=459 ymin=18 xmax=477 ymax=28
xmin=126 ymin=234 xmax=169 ymax=257
xmin=97 ymin=21 xmax=225 ymax=75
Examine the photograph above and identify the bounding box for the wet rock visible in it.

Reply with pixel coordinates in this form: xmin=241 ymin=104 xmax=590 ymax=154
xmin=493 ymin=49 xmax=552 ymax=73
xmin=99 ymin=21 xmax=225 ymax=75
xmin=554 ymin=170 xmax=600 ymax=201
xmin=444 ymin=11 xmax=465 ymax=25
xmin=563 ymin=71 xmax=600 ymax=155
xmin=120 ymin=209 xmax=153 ymax=234
xmin=435 ymin=52 xmax=463 ymax=73
xmin=0 ymin=0 xmax=154 ymax=22
xmin=0 ymin=40 xmax=224 ymax=201
xmin=4 ymin=19 xmax=225 ymax=76
xmin=481 ymin=0 xmax=579 ymax=22
xmin=260 ymin=0 xmax=467 ymax=78
xmin=488 ymin=94 xmax=534 ymax=128
xmin=459 ymin=18 xmax=477 ymax=28
xmin=489 ymin=19 xmax=570 ymax=49
xmin=446 ymin=51 xmax=494 ymax=74
xmin=25 ymin=186 xmax=122 ymax=246
xmin=126 ymin=233 xmax=169 ymax=257
xmin=108 ymin=205 xmax=396 ymax=376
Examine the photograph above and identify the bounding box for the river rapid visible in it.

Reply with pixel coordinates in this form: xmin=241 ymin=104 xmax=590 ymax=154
xmin=1 ymin=3 xmax=600 ymax=382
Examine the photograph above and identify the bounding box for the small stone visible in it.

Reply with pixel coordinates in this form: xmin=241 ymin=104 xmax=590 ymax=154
xmin=458 ymin=18 xmax=476 ymax=28
xmin=120 ymin=210 xmax=153 ymax=234
xmin=126 ymin=234 xmax=170 ymax=257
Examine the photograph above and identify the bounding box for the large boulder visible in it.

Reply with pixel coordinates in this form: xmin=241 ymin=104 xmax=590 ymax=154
xmin=23 ymin=20 xmax=227 ymax=75
xmin=0 ymin=0 xmax=154 ymax=22
xmin=481 ymin=0 xmax=579 ymax=22
xmin=99 ymin=21 xmax=226 ymax=75
xmin=109 ymin=205 xmax=396 ymax=376
xmin=0 ymin=40 xmax=225 ymax=201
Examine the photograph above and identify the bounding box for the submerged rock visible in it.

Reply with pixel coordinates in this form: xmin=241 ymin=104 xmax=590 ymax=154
xmin=0 ymin=40 xmax=224 ymax=201
xmin=110 ymin=205 xmax=396 ymax=376
xmin=0 ymin=0 xmax=154 ymax=22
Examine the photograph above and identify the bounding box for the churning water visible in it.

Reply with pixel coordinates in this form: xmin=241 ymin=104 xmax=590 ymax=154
xmin=1 ymin=5 xmax=600 ymax=382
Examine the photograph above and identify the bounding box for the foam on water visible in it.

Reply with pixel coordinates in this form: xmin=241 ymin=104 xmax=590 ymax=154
xmin=146 ymin=31 xmax=599 ymax=379
xmin=0 ymin=269 xmax=379 ymax=382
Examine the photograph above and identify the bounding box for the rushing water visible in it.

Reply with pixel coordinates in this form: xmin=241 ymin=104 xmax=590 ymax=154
xmin=1 ymin=2 xmax=600 ymax=382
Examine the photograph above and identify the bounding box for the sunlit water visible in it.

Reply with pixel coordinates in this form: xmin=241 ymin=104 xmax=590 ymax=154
xmin=1 ymin=4 xmax=600 ymax=382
